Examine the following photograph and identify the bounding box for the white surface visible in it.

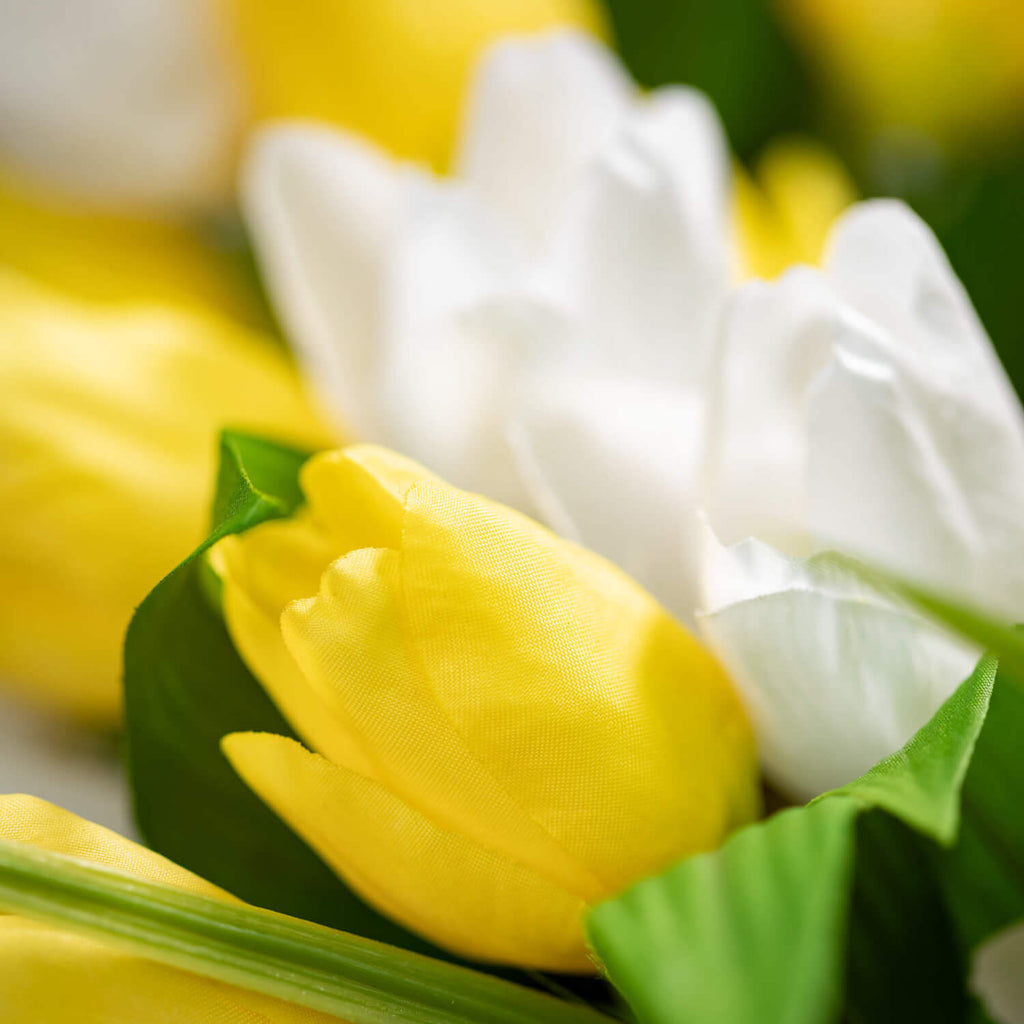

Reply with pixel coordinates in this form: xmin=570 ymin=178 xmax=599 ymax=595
xmin=0 ymin=693 xmax=135 ymax=837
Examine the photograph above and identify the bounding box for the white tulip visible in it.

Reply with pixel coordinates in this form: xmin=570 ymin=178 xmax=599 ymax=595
xmin=242 ymin=29 xmax=733 ymax=521
xmin=244 ymin=29 xmax=1018 ymax=801
xmin=0 ymin=0 xmax=243 ymax=212
xmin=699 ymin=200 xmax=1024 ymax=796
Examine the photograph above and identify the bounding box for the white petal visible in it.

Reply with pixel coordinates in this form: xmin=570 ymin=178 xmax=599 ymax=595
xmin=512 ymin=377 xmax=706 ymax=623
xmin=827 ymin=200 xmax=1010 ymax=389
xmin=698 ymin=531 xmax=979 ymax=800
xmin=546 ymin=89 xmax=731 ymax=386
xmin=824 ymin=201 xmax=1024 ymax=615
xmin=973 ymin=922 xmax=1024 ymax=1024
xmin=381 ymin=294 xmax=566 ymax=510
xmin=0 ymin=0 xmax=241 ymax=211
xmin=455 ymin=30 xmax=632 ymax=253
xmin=807 ymin=342 xmax=981 ymax=593
xmin=242 ymin=125 xmax=413 ymax=437
xmin=703 ymin=267 xmax=839 ymax=551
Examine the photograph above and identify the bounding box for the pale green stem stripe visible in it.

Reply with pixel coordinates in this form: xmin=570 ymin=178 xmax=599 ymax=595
xmin=0 ymin=840 xmax=608 ymax=1024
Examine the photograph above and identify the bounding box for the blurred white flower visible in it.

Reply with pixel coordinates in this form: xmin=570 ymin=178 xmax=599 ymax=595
xmin=243 ymin=29 xmax=733 ymax=536
xmin=0 ymin=0 xmax=243 ymax=211
xmin=699 ymin=200 xmax=1024 ymax=796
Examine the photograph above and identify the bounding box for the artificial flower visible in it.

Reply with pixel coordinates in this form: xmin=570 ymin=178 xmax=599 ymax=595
xmin=0 ymin=269 xmax=331 ymax=723
xmin=733 ymin=139 xmax=857 ymax=280
xmin=0 ymin=173 xmax=262 ymax=324
xmin=777 ymin=0 xmax=1024 ymax=152
xmin=700 ymin=200 xmax=1024 ymax=795
xmin=0 ymin=793 xmax=340 ymax=1023
xmin=243 ymin=29 xmax=852 ymax=524
xmin=0 ymin=0 xmax=602 ymax=213
xmin=214 ymin=445 xmax=758 ymax=970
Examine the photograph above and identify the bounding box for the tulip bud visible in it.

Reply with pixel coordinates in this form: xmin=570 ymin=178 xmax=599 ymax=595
xmin=215 ymin=445 xmax=758 ymax=971
xmin=0 ymin=270 xmax=331 ymax=722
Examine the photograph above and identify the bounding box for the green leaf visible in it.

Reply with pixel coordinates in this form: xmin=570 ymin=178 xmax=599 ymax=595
xmin=589 ymin=798 xmax=860 ymax=1024
xmin=124 ymin=431 xmax=440 ymax=955
xmin=822 ymin=654 xmax=997 ymax=844
xmin=939 ymin=664 xmax=1024 ymax=953
xmin=587 ymin=654 xmax=996 ymax=1024
xmin=0 ymin=839 xmax=609 ymax=1024
xmin=603 ymin=0 xmax=815 ymax=158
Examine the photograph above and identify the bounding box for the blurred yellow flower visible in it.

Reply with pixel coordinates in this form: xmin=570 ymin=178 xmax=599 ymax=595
xmin=778 ymin=0 xmax=1024 ymax=149
xmin=230 ymin=0 xmax=609 ymax=172
xmin=0 ymin=270 xmax=332 ymax=723
xmin=215 ymin=445 xmax=759 ymax=971
xmin=0 ymin=174 xmax=263 ymax=325
xmin=734 ymin=138 xmax=858 ymax=279
xmin=0 ymin=794 xmax=342 ymax=1023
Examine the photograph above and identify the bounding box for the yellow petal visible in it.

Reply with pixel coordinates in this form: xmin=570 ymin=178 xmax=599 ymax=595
xmin=228 ymin=0 xmax=609 ymax=171
xmin=280 ymin=546 xmax=602 ymax=899
xmin=397 ymin=480 xmax=759 ymax=892
xmin=734 ymin=139 xmax=857 ymax=280
xmin=0 ymin=795 xmax=338 ymax=1023
xmin=0 ymin=270 xmax=333 ymax=722
xmin=215 ymin=445 xmax=437 ymax=765
xmin=0 ymin=173 xmax=262 ymax=324
xmin=214 ymin=515 xmax=376 ymax=775
xmin=223 ymin=732 xmax=592 ymax=972
xmin=298 ymin=445 xmax=438 ymax=553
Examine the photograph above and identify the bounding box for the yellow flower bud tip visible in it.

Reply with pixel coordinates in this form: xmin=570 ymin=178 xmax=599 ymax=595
xmin=216 ymin=445 xmax=760 ymax=971
xmin=0 ymin=269 xmax=334 ymax=723
xmin=733 ymin=138 xmax=858 ymax=281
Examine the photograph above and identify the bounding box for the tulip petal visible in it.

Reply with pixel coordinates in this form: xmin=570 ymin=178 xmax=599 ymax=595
xmin=0 ymin=271 xmax=330 ymax=721
xmin=699 ymin=532 xmax=979 ymax=800
xmin=703 ymin=266 xmax=838 ymax=550
xmin=223 ymin=732 xmax=592 ymax=972
xmin=0 ymin=918 xmax=338 ymax=1023
xmin=243 ymin=126 xmax=412 ymax=437
xmin=548 ymin=87 xmax=729 ymax=385
xmin=825 ymin=201 xmax=1024 ymax=615
xmin=298 ymin=445 xmax=435 ymax=552
xmin=456 ymin=30 xmax=631 ymax=252
xmin=806 ymin=344 xmax=981 ymax=594
xmin=512 ymin=376 xmax=706 ymax=624
xmin=0 ymin=796 xmax=335 ymax=1022
xmin=215 ymin=517 xmax=374 ymax=777
xmin=279 ymin=545 xmax=600 ymax=899
xmin=397 ymin=480 xmax=758 ymax=889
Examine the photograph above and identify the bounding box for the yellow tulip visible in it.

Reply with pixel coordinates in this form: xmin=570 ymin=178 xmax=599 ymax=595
xmin=0 ymin=269 xmax=332 ymax=723
xmin=734 ymin=138 xmax=858 ymax=280
xmin=778 ymin=0 xmax=1024 ymax=149
xmin=214 ymin=445 xmax=759 ymax=971
xmin=230 ymin=0 xmax=609 ymax=172
xmin=0 ymin=173 xmax=264 ymax=326
xmin=0 ymin=793 xmax=341 ymax=1023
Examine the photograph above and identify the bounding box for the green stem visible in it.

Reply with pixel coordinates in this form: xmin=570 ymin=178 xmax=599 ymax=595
xmin=0 ymin=840 xmax=607 ymax=1024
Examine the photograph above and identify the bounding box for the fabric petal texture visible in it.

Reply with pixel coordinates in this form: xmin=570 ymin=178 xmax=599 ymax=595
xmin=0 ymin=794 xmax=337 ymax=1023
xmin=698 ymin=529 xmax=980 ymax=800
xmin=217 ymin=445 xmax=758 ymax=969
